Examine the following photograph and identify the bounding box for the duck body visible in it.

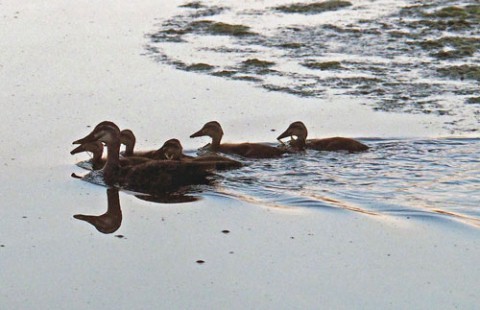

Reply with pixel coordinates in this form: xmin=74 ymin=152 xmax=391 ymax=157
xmin=307 ymin=137 xmax=369 ymax=152
xmin=190 ymin=121 xmax=285 ymax=159
xmin=277 ymin=121 xmax=369 ymax=153
xmin=73 ymin=123 xmax=213 ymax=194
xmin=159 ymin=138 xmax=243 ymax=170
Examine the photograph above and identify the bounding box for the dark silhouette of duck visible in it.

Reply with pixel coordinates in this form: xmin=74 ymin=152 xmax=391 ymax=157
xmin=277 ymin=121 xmax=369 ymax=153
xmin=190 ymin=121 xmax=286 ymax=158
xmin=74 ymin=188 xmax=122 ymax=234
xmin=70 ymin=140 xmax=151 ymax=170
xmin=159 ymin=138 xmax=243 ymax=170
xmin=73 ymin=122 xmax=214 ymax=194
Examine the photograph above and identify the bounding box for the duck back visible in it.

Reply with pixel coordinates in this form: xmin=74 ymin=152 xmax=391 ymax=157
xmin=307 ymin=137 xmax=369 ymax=152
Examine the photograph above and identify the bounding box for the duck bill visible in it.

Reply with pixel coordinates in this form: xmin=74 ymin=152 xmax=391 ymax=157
xmin=276 ymin=128 xmax=292 ymax=142
xmin=72 ymin=130 xmax=97 ymax=145
xmin=70 ymin=144 xmax=87 ymax=155
xmin=190 ymin=128 xmax=205 ymax=138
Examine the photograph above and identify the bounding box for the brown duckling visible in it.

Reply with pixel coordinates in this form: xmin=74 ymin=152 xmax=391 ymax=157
xmin=190 ymin=121 xmax=286 ymax=159
xmin=277 ymin=121 xmax=369 ymax=153
xmin=159 ymin=138 xmax=243 ymax=170
xmin=70 ymin=141 xmax=105 ymax=170
xmin=70 ymin=141 xmax=152 ymax=170
xmin=73 ymin=122 xmax=214 ymax=194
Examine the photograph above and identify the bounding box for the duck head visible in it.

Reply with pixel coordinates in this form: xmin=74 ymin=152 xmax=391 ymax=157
xmin=70 ymin=141 xmax=104 ymax=157
xmin=158 ymin=138 xmax=183 ymax=160
xmin=120 ymin=129 xmax=136 ymax=156
xmin=73 ymin=122 xmax=121 ymax=145
xmin=277 ymin=121 xmax=308 ymax=143
xmin=190 ymin=121 xmax=224 ymax=140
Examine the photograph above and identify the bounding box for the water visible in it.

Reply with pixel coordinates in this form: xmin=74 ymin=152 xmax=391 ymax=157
xmin=208 ymin=138 xmax=479 ymax=226
xmin=137 ymin=0 xmax=480 ymax=227
xmin=146 ymin=0 xmax=480 ymax=134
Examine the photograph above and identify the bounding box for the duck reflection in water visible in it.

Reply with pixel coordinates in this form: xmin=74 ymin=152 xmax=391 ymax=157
xmin=74 ymin=188 xmax=123 ymax=234
xmin=74 ymin=187 xmax=202 ymax=234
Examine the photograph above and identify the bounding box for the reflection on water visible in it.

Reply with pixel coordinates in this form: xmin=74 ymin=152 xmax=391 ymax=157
xmin=74 ymin=188 xmax=122 ymax=234
xmin=73 ymin=186 xmax=203 ymax=234
xmin=73 ymin=138 xmax=479 ymax=232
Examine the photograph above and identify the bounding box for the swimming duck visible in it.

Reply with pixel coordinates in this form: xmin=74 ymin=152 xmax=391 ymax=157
xmin=159 ymin=138 xmax=243 ymax=170
xmin=73 ymin=122 xmax=214 ymax=194
xmin=70 ymin=140 xmax=152 ymax=170
xmin=277 ymin=121 xmax=369 ymax=152
xmin=70 ymin=141 xmax=105 ymax=170
xmin=190 ymin=121 xmax=286 ymax=158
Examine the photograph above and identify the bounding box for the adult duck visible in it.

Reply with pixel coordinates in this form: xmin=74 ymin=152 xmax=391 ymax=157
xmin=70 ymin=141 xmax=151 ymax=170
xmin=73 ymin=122 xmax=213 ymax=194
xmin=277 ymin=121 xmax=369 ymax=153
xmin=159 ymin=138 xmax=243 ymax=170
xmin=190 ymin=121 xmax=286 ymax=159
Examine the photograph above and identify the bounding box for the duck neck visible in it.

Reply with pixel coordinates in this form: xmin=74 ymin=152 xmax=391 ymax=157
xmin=103 ymin=139 xmax=121 ymax=185
xmin=124 ymin=143 xmax=134 ymax=157
xmin=92 ymin=149 xmax=103 ymax=165
xmin=210 ymin=134 xmax=222 ymax=151
xmin=292 ymin=135 xmax=307 ymax=150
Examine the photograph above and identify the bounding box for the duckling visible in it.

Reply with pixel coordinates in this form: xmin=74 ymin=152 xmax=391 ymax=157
xmin=73 ymin=122 xmax=214 ymax=194
xmin=70 ymin=141 xmax=105 ymax=170
xmin=277 ymin=121 xmax=369 ymax=153
xmin=70 ymin=141 xmax=152 ymax=170
xmin=159 ymin=138 xmax=243 ymax=170
xmin=190 ymin=121 xmax=286 ymax=159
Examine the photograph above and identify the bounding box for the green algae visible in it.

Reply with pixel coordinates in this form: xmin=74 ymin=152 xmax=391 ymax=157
xmin=180 ymin=2 xmax=206 ymax=9
xmin=211 ymin=70 xmax=237 ymax=77
xmin=274 ymin=0 xmax=352 ymax=14
xmin=302 ymin=61 xmax=342 ymax=70
xmin=189 ymin=20 xmax=255 ymax=36
xmin=419 ymin=36 xmax=480 ymax=59
xmin=185 ymin=63 xmax=215 ymax=71
xmin=242 ymin=58 xmax=275 ymax=68
xmin=437 ymin=65 xmax=480 ymax=82
xmin=467 ymin=97 xmax=480 ymax=104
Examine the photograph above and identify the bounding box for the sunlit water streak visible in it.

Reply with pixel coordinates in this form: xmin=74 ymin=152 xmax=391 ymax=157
xmin=209 ymin=138 xmax=480 ymax=226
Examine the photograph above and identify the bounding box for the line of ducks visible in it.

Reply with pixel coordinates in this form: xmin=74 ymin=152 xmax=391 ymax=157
xmin=71 ymin=120 xmax=368 ymax=195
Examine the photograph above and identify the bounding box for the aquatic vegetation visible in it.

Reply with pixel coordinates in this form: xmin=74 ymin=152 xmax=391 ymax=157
xmin=180 ymin=1 xmax=205 ymax=9
xmin=189 ymin=20 xmax=255 ymax=36
xmin=302 ymin=61 xmax=342 ymax=70
xmin=274 ymin=0 xmax=352 ymax=14
xmin=419 ymin=37 xmax=480 ymax=59
xmin=146 ymin=0 xmax=480 ymax=133
xmin=185 ymin=63 xmax=215 ymax=71
xmin=437 ymin=65 xmax=480 ymax=81
xmin=242 ymin=58 xmax=275 ymax=68
xmin=467 ymin=97 xmax=480 ymax=104
xmin=211 ymin=70 xmax=237 ymax=77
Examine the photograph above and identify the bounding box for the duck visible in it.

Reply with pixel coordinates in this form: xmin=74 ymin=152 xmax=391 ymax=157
xmin=70 ymin=141 xmax=105 ymax=170
xmin=190 ymin=121 xmax=286 ymax=158
xmin=72 ymin=122 xmax=214 ymax=194
xmin=159 ymin=138 xmax=243 ymax=170
xmin=70 ymin=141 xmax=152 ymax=170
xmin=277 ymin=121 xmax=369 ymax=153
